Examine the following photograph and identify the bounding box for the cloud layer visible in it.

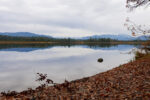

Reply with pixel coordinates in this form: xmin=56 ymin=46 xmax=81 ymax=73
xmin=0 ymin=0 xmax=149 ymax=37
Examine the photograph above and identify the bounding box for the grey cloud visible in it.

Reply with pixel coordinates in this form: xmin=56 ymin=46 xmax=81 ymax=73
xmin=0 ymin=0 xmax=149 ymax=37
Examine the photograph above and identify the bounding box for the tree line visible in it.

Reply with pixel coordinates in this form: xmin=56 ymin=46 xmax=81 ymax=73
xmin=0 ymin=35 xmax=146 ymax=43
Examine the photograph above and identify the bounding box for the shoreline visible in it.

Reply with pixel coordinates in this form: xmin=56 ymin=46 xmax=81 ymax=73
xmin=0 ymin=54 xmax=150 ymax=99
xmin=0 ymin=41 xmax=148 ymax=45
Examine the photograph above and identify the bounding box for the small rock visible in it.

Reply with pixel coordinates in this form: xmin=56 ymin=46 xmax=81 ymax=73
xmin=97 ymin=58 xmax=103 ymax=63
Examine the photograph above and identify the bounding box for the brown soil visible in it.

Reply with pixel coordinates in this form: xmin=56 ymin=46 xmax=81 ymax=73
xmin=0 ymin=55 xmax=150 ymax=100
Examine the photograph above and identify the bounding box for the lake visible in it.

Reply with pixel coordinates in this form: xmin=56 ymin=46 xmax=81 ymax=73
xmin=0 ymin=44 xmax=139 ymax=92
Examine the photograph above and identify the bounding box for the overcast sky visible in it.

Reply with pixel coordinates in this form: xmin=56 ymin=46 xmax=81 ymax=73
xmin=0 ymin=0 xmax=149 ymax=37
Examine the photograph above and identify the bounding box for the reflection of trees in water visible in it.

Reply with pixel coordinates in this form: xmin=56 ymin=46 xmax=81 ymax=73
xmin=0 ymin=43 xmax=118 ymax=51
xmin=0 ymin=44 xmax=54 ymax=50
xmin=85 ymin=43 xmax=117 ymax=48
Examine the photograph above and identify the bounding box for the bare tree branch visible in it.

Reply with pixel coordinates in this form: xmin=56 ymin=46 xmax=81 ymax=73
xmin=124 ymin=18 xmax=150 ymax=36
xmin=126 ymin=0 xmax=150 ymax=10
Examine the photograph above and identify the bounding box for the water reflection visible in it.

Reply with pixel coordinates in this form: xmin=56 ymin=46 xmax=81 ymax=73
xmin=0 ymin=43 xmax=140 ymax=52
xmin=0 ymin=44 xmax=136 ymax=92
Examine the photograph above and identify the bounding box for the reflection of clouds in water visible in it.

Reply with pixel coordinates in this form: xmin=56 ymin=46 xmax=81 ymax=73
xmin=0 ymin=46 xmax=135 ymax=92
xmin=0 ymin=47 xmax=97 ymax=61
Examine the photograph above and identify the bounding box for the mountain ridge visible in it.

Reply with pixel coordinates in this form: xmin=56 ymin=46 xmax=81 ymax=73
xmin=0 ymin=32 xmax=149 ymax=40
xmin=0 ymin=32 xmax=50 ymax=37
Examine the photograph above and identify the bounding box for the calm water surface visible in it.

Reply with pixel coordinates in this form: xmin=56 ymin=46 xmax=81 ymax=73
xmin=0 ymin=44 xmax=137 ymax=92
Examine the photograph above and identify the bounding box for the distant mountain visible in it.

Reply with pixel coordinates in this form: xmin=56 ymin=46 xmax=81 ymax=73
xmin=0 ymin=32 xmax=51 ymax=37
xmin=81 ymin=34 xmax=149 ymax=41
xmin=0 ymin=32 xmax=149 ymax=41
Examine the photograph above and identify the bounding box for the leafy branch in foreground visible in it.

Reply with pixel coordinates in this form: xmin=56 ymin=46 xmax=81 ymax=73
xmin=124 ymin=18 xmax=150 ymax=36
xmin=124 ymin=18 xmax=150 ymax=53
